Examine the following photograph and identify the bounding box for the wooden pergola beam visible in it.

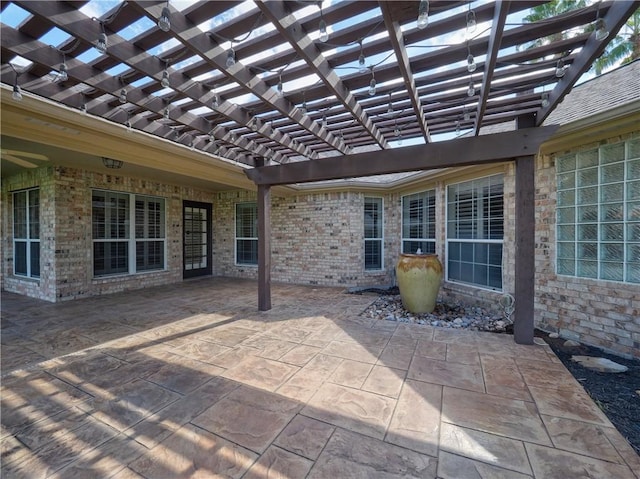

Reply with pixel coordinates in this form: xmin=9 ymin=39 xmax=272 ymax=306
xmin=473 ymin=1 xmax=510 ymax=136
xmin=245 ymin=126 xmax=558 ymax=186
xmin=379 ymin=1 xmax=431 ymax=143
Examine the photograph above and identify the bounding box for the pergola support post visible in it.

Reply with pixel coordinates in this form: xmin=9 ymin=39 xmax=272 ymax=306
xmin=513 ymin=153 xmax=536 ymax=345
xmin=257 ymin=179 xmax=272 ymax=311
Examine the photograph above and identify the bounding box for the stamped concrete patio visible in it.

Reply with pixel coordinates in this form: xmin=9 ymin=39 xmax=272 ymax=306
xmin=2 ymin=278 xmax=639 ymax=479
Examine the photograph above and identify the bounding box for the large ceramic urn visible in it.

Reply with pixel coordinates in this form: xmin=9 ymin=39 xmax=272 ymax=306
xmin=396 ymin=253 xmax=443 ymax=314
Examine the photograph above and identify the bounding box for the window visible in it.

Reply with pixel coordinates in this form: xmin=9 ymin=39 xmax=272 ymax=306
xmin=447 ymin=174 xmax=504 ymax=290
xmin=364 ymin=197 xmax=383 ymax=270
xmin=13 ymin=188 xmax=40 ymax=278
xmin=556 ymin=138 xmax=639 ymax=283
xmin=92 ymin=190 xmax=165 ymax=276
xmin=236 ymin=202 xmax=258 ymax=265
xmin=402 ymin=190 xmax=436 ymax=254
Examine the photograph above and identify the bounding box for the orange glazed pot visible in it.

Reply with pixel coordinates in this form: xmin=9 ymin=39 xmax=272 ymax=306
xmin=396 ymin=253 xmax=443 ymax=314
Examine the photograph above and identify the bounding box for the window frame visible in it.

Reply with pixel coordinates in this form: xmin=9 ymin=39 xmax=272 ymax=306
xmin=92 ymin=189 xmax=166 ymax=277
xmin=555 ymin=138 xmax=639 ymax=283
xmin=401 ymin=189 xmax=436 ymax=255
xmin=445 ymin=174 xmax=504 ymax=291
xmin=364 ymin=196 xmax=384 ymax=271
xmin=235 ymin=202 xmax=258 ymax=266
xmin=12 ymin=187 xmax=40 ymax=279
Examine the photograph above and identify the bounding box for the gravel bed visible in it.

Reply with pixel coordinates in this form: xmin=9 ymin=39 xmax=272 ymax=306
xmin=362 ymin=294 xmax=513 ymax=333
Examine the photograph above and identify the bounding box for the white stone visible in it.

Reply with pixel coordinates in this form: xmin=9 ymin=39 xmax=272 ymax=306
xmin=548 ymin=332 xmax=559 ymax=339
xmin=571 ymin=356 xmax=629 ymax=373
xmin=564 ymin=339 xmax=581 ymax=347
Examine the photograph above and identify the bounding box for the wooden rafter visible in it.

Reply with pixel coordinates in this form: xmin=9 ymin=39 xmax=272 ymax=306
xmin=255 ymin=1 xmax=387 ymax=150
xmin=379 ymin=1 xmax=431 ymax=143
xmin=132 ymin=1 xmax=342 ymax=158
xmin=473 ymin=1 xmax=510 ymax=136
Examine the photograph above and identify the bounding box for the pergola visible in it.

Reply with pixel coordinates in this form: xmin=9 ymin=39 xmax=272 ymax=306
xmin=2 ymin=0 xmax=638 ymax=344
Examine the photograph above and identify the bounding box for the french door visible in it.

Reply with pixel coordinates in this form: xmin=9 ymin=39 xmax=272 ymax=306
xmin=183 ymin=201 xmax=212 ymax=278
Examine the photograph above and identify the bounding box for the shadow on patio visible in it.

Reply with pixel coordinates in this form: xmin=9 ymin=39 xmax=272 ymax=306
xmin=2 ymin=278 xmax=639 ymax=478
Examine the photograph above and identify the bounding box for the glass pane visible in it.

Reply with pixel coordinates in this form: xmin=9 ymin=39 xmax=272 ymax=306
xmin=449 ymin=242 xmax=460 ymax=261
xmin=600 ymin=142 xmax=624 ymax=164
xmin=461 ymin=243 xmax=474 ymax=262
xmin=600 ymin=184 xmax=624 ymax=203
xmin=628 ymin=159 xmax=640 ymax=181
xmin=578 ymin=224 xmax=597 ymax=241
xmin=627 ymin=243 xmax=640 ymax=262
xmin=403 ymin=240 xmax=435 ymax=255
xmin=236 ymin=239 xmax=258 ymax=265
xmin=600 ymin=243 xmax=623 ymax=261
xmin=14 ymin=241 xmax=27 ymax=275
xmin=94 ymin=241 xmax=128 ymax=276
xmin=13 ymin=191 xmax=27 ymax=239
xmin=236 ymin=203 xmax=257 ymax=238
xmin=460 ymin=262 xmax=473 ymax=283
xmin=628 ymin=180 xmax=640 ymax=201
xmin=488 ymin=244 xmax=502 ymax=266
xmin=30 ymin=242 xmax=40 ymax=278
xmin=488 ymin=266 xmax=502 ymax=289
xmin=601 ymin=162 xmax=624 ymax=184
xmin=136 ymin=240 xmax=164 ymax=271
xmin=628 ymin=138 xmax=640 ymax=159
xmin=577 ymin=260 xmax=598 ymax=278
xmin=577 ymin=205 xmax=598 ymax=222
xmin=557 ymin=189 xmax=575 ymax=206
xmin=557 ymin=172 xmax=575 ymax=190
xmin=576 ymin=149 xmax=598 ymax=168
xmin=557 ymin=207 xmax=575 ymax=224
xmin=28 ymin=189 xmax=40 ymax=239
xmin=601 ymin=223 xmax=623 ymax=241
xmin=577 ymin=168 xmax=598 ymax=187
xmin=601 ymin=262 xmax=623 ymax=281
xmin=448 ymin=260 xmax=460 ymax=281
xmin=628 ymin=202 xmax=640 ymax=221
xmin=626 ymin=263 xmax=640 ymax=283
xmin=556 ymin=154 xmax=576 ymax=173
xmin=364 ymin=239 xmax=382 ymax=270
xmin=364 ymin=198 xmax=382 ymax=239
xmin=557 ymin=242 xmax=575 ymax=260
xmin=557 ymin=259 xmax=575 ymax=275
xmin=600 ymin=203 xmax=624 ymax=222
xmin=557 ymin=225 xmax=575 ymax=241
xmin=578 ymin=187 xmax=597 ymax=204
xmin=627 ymin=223 xmax=640 ymax=242
xmin=474 ymin=264 xmax=488 ymax=286
xmin=578 ymin=242 xmax=597 ymax=260
xmin=474 ymin=243 xmax=488 ymax=264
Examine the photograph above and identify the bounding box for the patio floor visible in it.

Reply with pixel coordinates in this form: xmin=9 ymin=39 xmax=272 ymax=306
xmin=2 ymin=278 xmax=639 ymax=479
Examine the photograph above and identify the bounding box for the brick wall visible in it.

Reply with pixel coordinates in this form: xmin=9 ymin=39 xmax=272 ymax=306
xmin=535 ymin=132 xmax=640 ymax=358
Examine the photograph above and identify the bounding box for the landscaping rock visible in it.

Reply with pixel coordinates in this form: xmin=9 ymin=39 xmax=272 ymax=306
xmin=564 ymin=339 xmax=581 ymax=347
xmin=571 ymin=356 xmax=629 ymax=373
xmin=549 ymin=332 xmax=559 ymax=339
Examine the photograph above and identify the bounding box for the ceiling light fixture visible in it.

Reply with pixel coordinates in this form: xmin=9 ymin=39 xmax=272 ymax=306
xmin=164 ymin=104 xmax=170 ymax=120
xmin=322 ymin=113 xmax=327 ymax=128
xmin=417 ymin=0 xmax=429 ymax=30
xmin=58 ymin=55 xmax=69 ymax=82
xmin=466 ymin=44 xmax=476 ymax=73
xmin=226 ymin=46 xmax=236 ymax=67
xmin=212 ymin=91 xmax=220 ymax=109
xmin=95 ymin=22 xmax=107 ymax=54
xmin=119 ymin=88 xmax=127 ymax=104
xmin=300 ymin=100 xmax=307 ymax=115
xmin=358 ymin=40 xmax=367 ymax=73
xmin=466 ymin=10 xmax=477 ymax=34
xmin=594 ymin=17 xmax=609 ymax=41
xmin=277 ymin=72 xmax=284 ymax=97
xmin=463 ymin=108 xmax=470 ymax=121
xmin=555 ymin=59 xmax=565 ymax=78
xmin=467 ymin=79 xmax=475 ymax=97
xmin=318 ymin=4 xmax=329 ymax=42
xmin=541 ymin=92 xmax=550 ymax=108
xmin=158 ymin=1 xmax=171 ymax=32
xmin=369 ymin=67 xmax=376 ymax=96
xmin=161 ymin=61 xmax=170 ymax=88
xmin=12 ymin=83 xmax=22 ymax=101
xmin=102 ymin=157 xmax=123 ymax=169
xmin=387 ymin=93 xmax=393 ymax=114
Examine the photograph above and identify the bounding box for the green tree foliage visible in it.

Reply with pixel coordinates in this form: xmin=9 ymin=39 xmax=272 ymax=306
xmin=523 ymin=1 xmax=640 ymax=74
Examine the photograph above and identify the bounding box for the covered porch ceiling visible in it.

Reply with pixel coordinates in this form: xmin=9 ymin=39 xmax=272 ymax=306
xmin=2 ymin=0 xmax=638 ymax=171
